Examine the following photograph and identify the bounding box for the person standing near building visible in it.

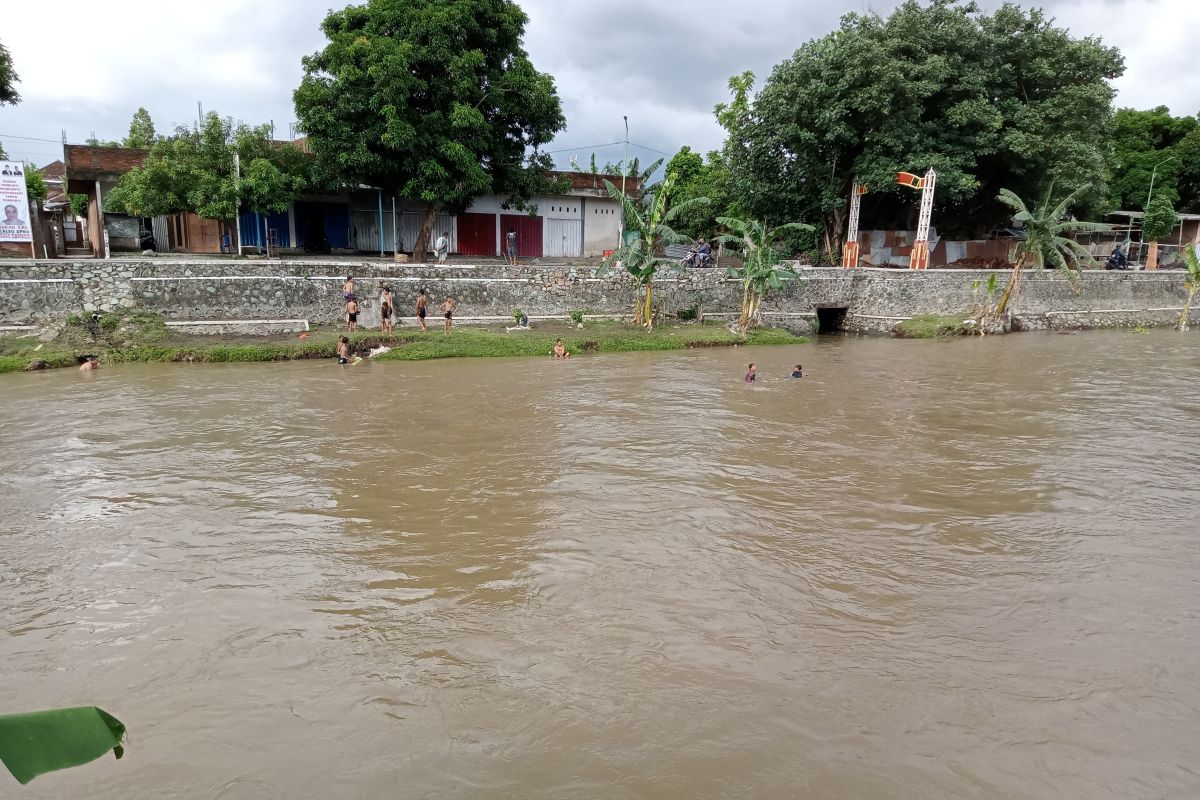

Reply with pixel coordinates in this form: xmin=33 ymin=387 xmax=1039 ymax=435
xmin=506 ymin=228 xmax=518 ymax=266
xmin=434 ymin=231 xmax=450 ymax=264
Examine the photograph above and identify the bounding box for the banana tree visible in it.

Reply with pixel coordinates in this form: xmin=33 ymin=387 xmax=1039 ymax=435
xmin=598 ymin=173 xmax=709 ymax=329
xmin=1180 ymin=244 xmax=1200 ymax=331
xmin=993 ymin=183 xmax=1111 ymax=320
xmin=717 ymin=217 xmax=814 ymax=331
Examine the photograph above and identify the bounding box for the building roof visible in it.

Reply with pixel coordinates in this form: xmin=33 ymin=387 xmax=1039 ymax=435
xmin=40 ymin=160 xmax=65 ymax=182
xmin=1107 ymin=209 xmax=1200 ymax=222
xmin=64 ymin=145 xmax=150 ymax=182
xmin=553 ymin=170 xmax=641 ymax=197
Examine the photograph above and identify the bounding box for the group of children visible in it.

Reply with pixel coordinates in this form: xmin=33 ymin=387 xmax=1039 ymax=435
xmin=342 ymin=277 xmax=456 ymax=336
xmin=744 ymin=363 xmax=804 ymax=383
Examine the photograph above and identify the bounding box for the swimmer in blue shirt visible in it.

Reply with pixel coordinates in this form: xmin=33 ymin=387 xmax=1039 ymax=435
xmin=790 ymin=364 xmax=803 ymax=379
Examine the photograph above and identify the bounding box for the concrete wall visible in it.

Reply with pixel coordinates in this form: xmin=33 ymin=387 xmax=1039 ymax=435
xmin=0 ymin=260 xmax=1194 ymax=332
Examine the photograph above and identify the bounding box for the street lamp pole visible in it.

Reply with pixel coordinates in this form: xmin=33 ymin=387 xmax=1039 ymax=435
xmin=619 ymin=115 xmax=628 ymax=247
xmin=1145 ymin=155 xmax=1175 ymax=212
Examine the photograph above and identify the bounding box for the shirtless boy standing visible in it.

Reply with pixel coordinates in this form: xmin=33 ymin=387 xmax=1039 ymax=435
xmin=416 ymin=289 xmax=429 ymax=332
xmin=441 ymin=296 xmax=457 ymax=336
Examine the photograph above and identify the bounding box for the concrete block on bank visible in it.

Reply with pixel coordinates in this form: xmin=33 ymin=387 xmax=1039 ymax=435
xmin=165 ymin=319 xmax=311 ymax=336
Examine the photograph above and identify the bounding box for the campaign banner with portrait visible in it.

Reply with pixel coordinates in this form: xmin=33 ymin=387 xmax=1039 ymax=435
xmin=0 ymin=161 xmax=34 ymax=242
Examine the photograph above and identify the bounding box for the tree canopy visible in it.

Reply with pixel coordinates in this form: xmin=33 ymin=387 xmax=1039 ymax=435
xmin=1141 ymin=194 xmax=1178 ymax=243
xmin=664 ymin=146 xmax=741 ymax=242
xmin=0 ymin=40 xmax=18 ymax=106
xmin=294 ymin=0 xmax=566 ymax=257
xmin=124 ymin=108 xmax=158 ymax=149
xmin=720 ymin=0 xmax=1124 ymax=256
xmin=1109 ymin=107 xmax=1200 ymax=212
xmin=107 ymin=112 xmax=311 ymax=221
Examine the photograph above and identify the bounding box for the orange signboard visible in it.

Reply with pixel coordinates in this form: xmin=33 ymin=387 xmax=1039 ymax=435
xmin=896 ymin=172 xmax=924 ymax=190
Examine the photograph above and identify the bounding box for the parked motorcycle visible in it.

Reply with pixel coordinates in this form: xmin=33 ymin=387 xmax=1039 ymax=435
xmin=1104 ymin=246 xmax=1130 ymax=271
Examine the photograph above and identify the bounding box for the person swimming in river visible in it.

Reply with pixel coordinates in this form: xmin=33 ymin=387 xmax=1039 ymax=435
xmin=337 ymin=336 xmax=351 ymax=365
xmin=553 ymin=338 xmax=570 ymax=359
xmin=745 ymin=363 xmax=757 ymax=383
xmin=345 ymin=296 xmax=360 ymax=332
xmin=78 ymin=355 xmax=99 ymax=372
xmin=790 ymin=364 xmax=803 ymax=379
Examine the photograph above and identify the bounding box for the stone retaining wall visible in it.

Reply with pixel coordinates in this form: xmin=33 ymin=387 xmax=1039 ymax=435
xmin=0 ymin=259 xmax=1193 ymax=332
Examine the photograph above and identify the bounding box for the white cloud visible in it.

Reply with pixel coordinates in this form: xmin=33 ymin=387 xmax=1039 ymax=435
xmin=1 ymin=0 xmax=1196 ymax=166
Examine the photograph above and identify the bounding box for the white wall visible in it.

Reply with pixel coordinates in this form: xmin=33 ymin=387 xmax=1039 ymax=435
xmin=584 ymin=196 xmax=622 ymax=256
xmin=461 ymin=193 xmax=622 ymax=258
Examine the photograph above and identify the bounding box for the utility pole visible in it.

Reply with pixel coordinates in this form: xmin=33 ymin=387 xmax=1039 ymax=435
xmin=233 ymin=153 xmax=243 ymax=257
xmin=619 ymin=115 xmax=628 ymax=248
xmin=1145 ymin=155 xmax=1175 ymax=213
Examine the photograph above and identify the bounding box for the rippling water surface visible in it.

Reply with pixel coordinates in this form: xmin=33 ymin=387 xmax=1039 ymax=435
xmin=1 ymin=331 xmax=1198 ymax=799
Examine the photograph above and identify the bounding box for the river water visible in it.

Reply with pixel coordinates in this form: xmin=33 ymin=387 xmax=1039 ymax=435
xmin=1 ymin=331 xmax=1198 ymax=799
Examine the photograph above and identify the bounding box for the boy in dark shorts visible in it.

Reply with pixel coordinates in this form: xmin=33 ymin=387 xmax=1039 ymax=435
xmin=345 ymin=296 xmax=360 ymax=332
xmin=337 ymin=336 xmax=351 ymax=364
xmin=416 ymin=288 xmax=428 ymax=332
xmin=380 ymin=300 xmax=393 ymax=333
xmin=441 ymin=296 xmax=457 ymax=335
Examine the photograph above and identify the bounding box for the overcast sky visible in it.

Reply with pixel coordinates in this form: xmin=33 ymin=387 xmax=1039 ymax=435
xmin=2 ymin=0 xmax=1198 ymax=169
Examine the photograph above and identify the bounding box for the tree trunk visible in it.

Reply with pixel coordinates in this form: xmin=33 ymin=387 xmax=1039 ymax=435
xmin=1180 ymin=284 xmax=1197 ymax=331
xmin=643 ymin=284 xmax=654 ymax=331
xmin=412 ymin=202 xmax=441 ymax=264
xmin=739 ymin=281 xmax=751 ymax=331
xmin=994 ymin=262 xmax=1024 ymax=320
xmin=1147 ymin=241 xmax=1159 ymax=271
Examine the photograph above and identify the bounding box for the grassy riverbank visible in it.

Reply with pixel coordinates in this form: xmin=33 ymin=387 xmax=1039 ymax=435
xmin=0 ymin=316 xmax=806 ymax=374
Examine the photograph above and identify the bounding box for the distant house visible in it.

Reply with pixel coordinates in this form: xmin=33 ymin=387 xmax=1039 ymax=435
xmin=64 ymin=145 xmax=226 ymax=256
xmin=62 ymin=141 xmax=637 ymax=258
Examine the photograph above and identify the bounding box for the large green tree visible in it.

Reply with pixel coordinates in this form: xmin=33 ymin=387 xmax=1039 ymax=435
xmin=0 ymin=40 xmax=18 ymax=106
xmin=665 ymin=146 xmax=741 ymax=242
xmin=294 ymin=0 xmax=566 ymax=261
xmin=720 ymin=0 xmax=1124 ymax=257
xmin=107 ymin=112 xmax=311 ymax=223
xmin=1109 ymin=106 xmax=1200 ymax=212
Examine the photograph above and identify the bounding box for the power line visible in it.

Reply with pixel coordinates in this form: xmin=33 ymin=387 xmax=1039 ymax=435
xmin=542 ymin=140 xmax=624 ymax=155
xmin=0 ymin=133 xmax=62 ymax=143
xmin=628 ymin=142 xmax=675 ymax=157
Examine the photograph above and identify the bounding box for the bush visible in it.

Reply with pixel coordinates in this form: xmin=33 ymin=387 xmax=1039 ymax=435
xmin=677 ymin=305 xmax=699 ymax=321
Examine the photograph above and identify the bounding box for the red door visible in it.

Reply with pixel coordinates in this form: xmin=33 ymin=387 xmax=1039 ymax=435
xmin=500 ymin=214 xmax=543 ymax=258
xmin=457 ymin=212 xmax=497 ymax=256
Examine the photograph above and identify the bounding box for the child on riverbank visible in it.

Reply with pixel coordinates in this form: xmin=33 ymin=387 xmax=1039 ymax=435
xmin=380 ymin=300 xmax=393 ymax=333
xmin=345 ymin=296 xmax=360 ymax=332
xmin=553 ymin=339 xmax=570 ymax=359
xmin=416 ymin=289 xmax=428 ymax=332
xmin=441 ymin=296 xmax=456 ymax=335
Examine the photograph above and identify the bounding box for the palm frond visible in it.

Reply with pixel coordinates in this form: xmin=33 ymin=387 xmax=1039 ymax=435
xmin=663 ymin=196 xmax=712 ymax=224
xmin=769 ymin=222 xmax=815 ymax=238
xmin=1048 ymin=182 xmax=1092 ymax=224
xmin=1052 ymin=220 xmax=1112 ymax=235
xmin=997 ymin=189 xmax=1029 ymax=216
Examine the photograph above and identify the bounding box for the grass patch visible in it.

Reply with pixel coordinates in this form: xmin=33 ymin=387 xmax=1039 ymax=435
xmin=375 ymin=321 xmax=805 ymax=362
xmin=0 ymin=317 xmax=807 ymax=375
xmin=893 ymin=314 xmax=972 ymax=339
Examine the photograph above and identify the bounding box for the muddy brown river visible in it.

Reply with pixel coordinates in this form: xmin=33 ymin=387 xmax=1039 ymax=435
xmin=1 ymin=332 xmax=1198 ymax=799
